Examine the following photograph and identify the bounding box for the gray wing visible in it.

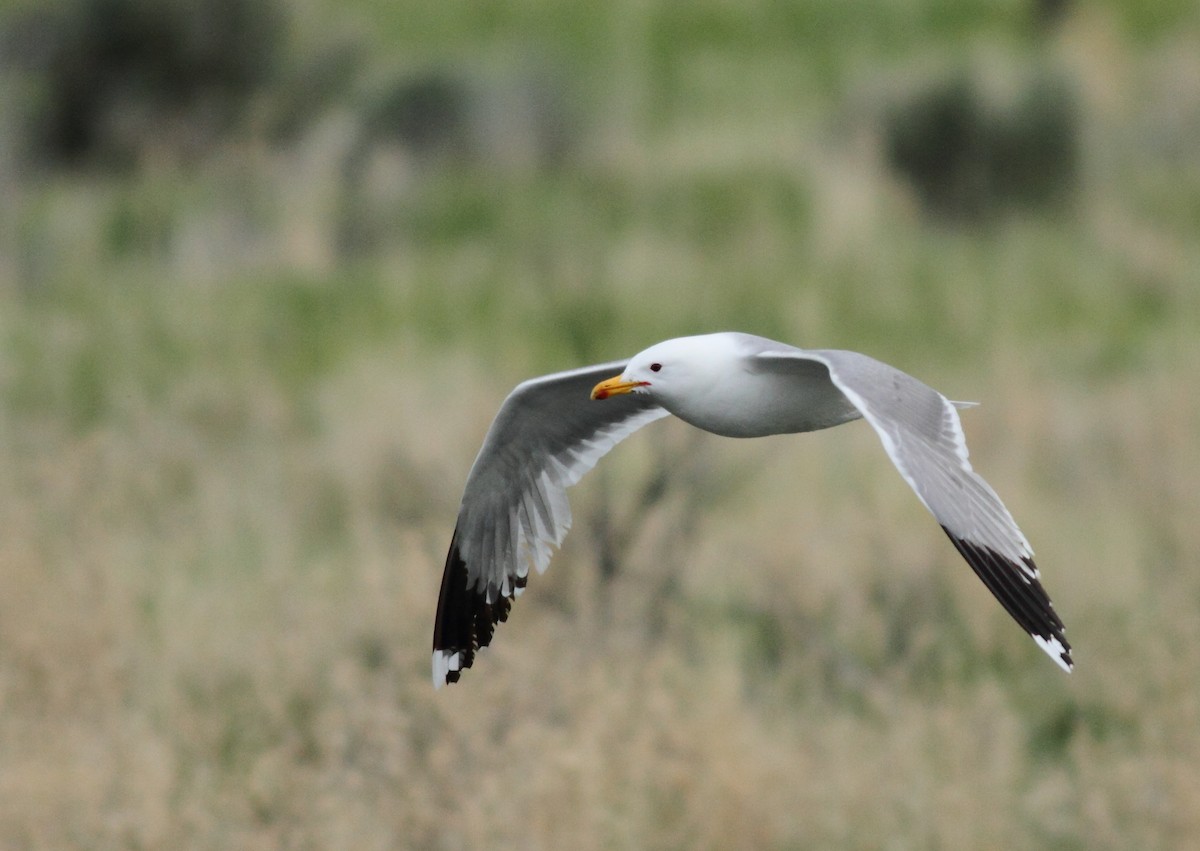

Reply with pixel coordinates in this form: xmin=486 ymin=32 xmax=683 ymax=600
xmin=753 ymin=346 xmax=1072 ymax=672
xmin=433 ymin=360 xmax=669 ymax=686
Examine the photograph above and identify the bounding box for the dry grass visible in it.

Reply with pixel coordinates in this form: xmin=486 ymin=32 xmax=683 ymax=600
xmin=5 ymin=352 xmax=1200 ymax=849
xmin=2 ymin=1 xmax=1200 ymax=848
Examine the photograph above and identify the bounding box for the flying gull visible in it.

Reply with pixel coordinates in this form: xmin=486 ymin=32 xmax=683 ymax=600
xmin=432 ymin=332 xmax=1072 ymax=686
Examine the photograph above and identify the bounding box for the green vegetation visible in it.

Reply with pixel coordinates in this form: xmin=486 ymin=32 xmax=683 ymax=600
xmin=1 ymin=0 xmax=1199 ymax=847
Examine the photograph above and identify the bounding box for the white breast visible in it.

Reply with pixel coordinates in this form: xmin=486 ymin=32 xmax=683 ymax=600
xmin=662 ymin=362 xmax=861 ymax=438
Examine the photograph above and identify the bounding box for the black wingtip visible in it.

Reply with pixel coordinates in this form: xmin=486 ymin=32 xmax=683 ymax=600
xmin=940 ymin=526 xmax=1073 ymax=671
xmin=432 ymin=527 xmax=513 ymax=686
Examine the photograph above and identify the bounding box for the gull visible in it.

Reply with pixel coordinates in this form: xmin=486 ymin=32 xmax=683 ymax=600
xmin=432 ymin=332 xmax=1072 ymax=686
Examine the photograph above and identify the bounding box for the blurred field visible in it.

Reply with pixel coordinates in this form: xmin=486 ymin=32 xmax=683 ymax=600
xmin=2 ymin=0 xmax=1200 ymax=848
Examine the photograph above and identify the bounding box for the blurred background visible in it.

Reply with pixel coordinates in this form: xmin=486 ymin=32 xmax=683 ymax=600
xmin=0 ymin=0 xmax=1198 ymax=847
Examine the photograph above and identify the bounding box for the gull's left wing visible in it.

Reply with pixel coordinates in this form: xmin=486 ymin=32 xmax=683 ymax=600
xmin=433 ymin=361 xmax=670 ymax=687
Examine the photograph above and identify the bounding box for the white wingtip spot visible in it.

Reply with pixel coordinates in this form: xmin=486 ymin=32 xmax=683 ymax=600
xmin=432 ymin=650 xmax=463 ymax=689
xmin=1033 ymin=635 xmax=1073 ymax=673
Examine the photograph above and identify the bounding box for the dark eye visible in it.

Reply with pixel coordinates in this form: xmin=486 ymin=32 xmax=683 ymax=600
xmin=649 ymin=363 xmax=662 ymax=372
